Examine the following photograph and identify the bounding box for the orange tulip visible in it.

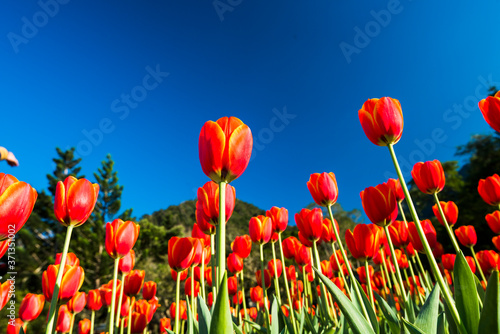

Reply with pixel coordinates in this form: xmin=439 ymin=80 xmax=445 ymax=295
xmin=160 ymin=317 xmax=172 ymax=333
xmin=249 ymin=215 xmax=273 ymax=244
xmin=18 ymin=293 xmax=44 ymax=322
xmin=196 ymin=181 xmax=236 ymax=234
xmin=124 ymin=270 xmax=145 ymax=297
xmin=231 ymin=234 xmax=252 ymax=258
xmin=86 ymin=289 xmax=102 ymax=311
xmin=68 ymin=291 xmax=86 ymax=313
xmin=119 ymin=250 xmax=136 ymax=274
xmin=54 ymin=176 xmax=99 ymax=227
xmin=295 ymin=208 xmax=323 ymax=243
xmin=105 ymin=219 xmax=140 ymax=259
xmin=455 ymin=225 xmax=477 ymax=247
xmin=142 ymin=281 xmax=157 ymax=301
xmin=486 ymin=211 xmax=500 ymax=234
xmin=266 ymin=206 xmax=288 ymax=233
xmin=478 ymin=90 xmax=500 ymax=132
xmin=360 ymin=182 xmax=398 ymax=227
xmin=0 ymin=173 xmax=37 ymax=240
xmin=432 ymin=201 xmax=458 ymax=226
xmin=42 ymin=264 xmax=84 ymax=302
xmin=345 ymin=224 xmax=381 ymax=261
xmin=198 ymin=116 xmax=253 ymax=183
xmin=411 ymin=160 xmax=445 ymax=194
xmin=78 ymin=319 xmax=91 ymax=334
xmin=358 ymin=97 xmax=403 ymax=146
xmin=168 ymin=237 xmax=200 ymax=272
xmin=307 ymin=172 xmax=339 ymax=207
xmin=478 ymin=174 xmax=500 ymax=206
xmin=55 ymin=252 xmax=80 ymax=266
xmin=407 ymin=220 xmax=437 ymax=253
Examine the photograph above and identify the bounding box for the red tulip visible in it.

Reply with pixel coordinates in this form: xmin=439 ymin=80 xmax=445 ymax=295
xmin=358 ymin=97 xmax=403 ymax=146
xmin=168 ymin=237 xmax=199 ymax=272
xmin=307 ymin=172 xmax=339 ymax=207
xmin=360 ymin=182 xmax=398 ymax=227
xmin=7 ymin=318 xmax=23 ymax=334
xmin=56 ymin=304 xmax=72 ymax=333
xmin=233 ymin=291 xmax=243 ymax=305
xmin=231 ymin=235 xmax=252 ymax=258
xmin=432 ymin=242 xmax=444 ymax=259
xmin=256 ymin=270 xmax=272 ymax=289
xmin=123 ymin=270 xmax=145 ymax=297
xmin=130 ymin=312 xmax=148 ymax=333
xmin=268 ymin=259 xmax=282 ymax=278
xmin=476 ymin=250 xmax=499 ymax=274
xmin=357 ymin=265 xmax=374 ymax=285
xmin=99 ymin=280 xmax=121 ymax=307
xmin=205 ymin=267 xmax=213 ymax=287
xmin=282 ymin=236 xmax=299 ymax=259
xmin=105 ymin=219 xmax=140 ymax=259
xmin=432 ymin=201 xmax=459 ymax=226
xmin=160 ymin=317 xmax=172 ymax=333
xmin=0 ymin=239 xmax=10 ymax=258
xmin=198 ymin=116 xmax=253 ymax=183
xmin=387 ymin=178 xmax=404 ymax=202
xmin=249 ymin=215 xmax=273 ymax=244
xmin=345 ymin=224 xmax=381 ymax=261
xmin=455 ymin=225 xmax=477 ymax=247
xmin=192 ymin=223 xmax=211 ymax=247
xmin=407 ymin=220 xmax=437 ymax=253
xmin=68 ymin=291 xmax=86 ymax=313
xmin=42 ymin=264 xmax=85 ymax=302
xmin=387 ymin=220 xmax=410 ymax=247
xmin=207 ymin=292 xmax=214 ymax=308
xmin=135 ymin=298 xmax=159 ymax=323
xmin=169 ymin=300 xmax=187 ymax=320
xmin=330 ymin=250 xmax=345 ymax=272
xmin=411 ymin=160 xmax=445 ymax=194
xmin=250 ymin=286 xmax=263 ymax=303
xmin=441 ymin=254 xmax=456 ymax=271
xmin=478 ymin=90 xmax=500 ymax=132
xmin=227 ymin=253 xmax=244 ymax=274
xmin=119 ymin=250 xmax=136 ymax=274
xmin=55 ymin=252 xmax=80 ymax=266
xmin=227 ymin=276 xmax=238 ymax=295
xmin=486 ymin=211 xmax=500 ymax=234
xmin=18 ymin=293 xmax=44 ymax=322
xmin=86 ymin=289 xmax=102 ymax=311
xmin=294 ymin=243 xmax=311 ymax=266
xmin=184 ymin=277 xmax=200 ymax=297
xmin=286 ymin=265 xmax=296 ymax=281
xmin=196 ymin=181 xmax=236 ymax=234
xmin=295 ymin=208 xmax=323 ymax=243
xmin=320 ymin=260 xmax=333 ymax=279
xmin=478 ymin=174 xmax=500 ymax=206
xmin=54 ymin=176 xmax=99 ymax=227
xmin=266 ymin=206 xmax=288 ymax=233
xmin=172 ymin=268 xmax=188 ymax=282
xmin=321 ymin=218 xmax=339 ymax=243
xmin=0 ymin=173 xmax=37 ymax=240
xmin=142 ymin=281 xmax=157 ymax=301
xmin=465 ymin=256 xmax=476 ymax=273
xmin=78 ymin=319 xmax=91 ymax=334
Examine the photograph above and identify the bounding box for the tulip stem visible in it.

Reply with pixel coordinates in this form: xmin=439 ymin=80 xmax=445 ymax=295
xmin=116 ymin=272 xmax=126 ymax=329
xmin=413 ymin=254 xmax=432 ymax=291
xmin=330 ymin=242 xmax=351 ymax=297
xmin=278 ymin=233 xmax=298 ymax=334
xmin=69 ymin=313 xmax=75 ymax=334
xmin=470 ymin=246 xmax=488 ymax=287
xmin=271 ymin=242 xmax=282 ymax=302
xmin=109 ymin=258 xmax=120 ymax=334
xmin=384 ymin=225 xmax=407 ymax=303
xmin=433 ymin=193 xmax=461 ymax=253
xmin=216 ymin=181 xmax=227 ymax=291
xmin=327 ymin=204 xmax=371 ymax=326
xmin=387 ymin=144 xmax=464 ymax=333
xmin=380 ymin=249 xmax=392 ymax=290
xmin=210 ymin=233 xmax=217 ymax=300
xmin=174 ymin=271 xmax=181 ymax=334
xmin=259 ymin=243 xmax=271 ymax=329
xmin=120 ymin=318 xmax=125 ymax=334
xmin=90 ymin=310 xmax=95 ymax=334
xmin=201 ymin=251 xmax=206 ymax=301
xmin=191 ymin=266 xmax=195 ymax=316
xmin=127 ymin=303 xmax=132 ymax=334
xmin=405 ymin=249 xmax=424 ymax=305
xmin=364 ymin=260 xmax=375 ymax=312
xmin=45 ymin=225 xmax=74 ymax=334
xmin=313 ymin=241 xmax=332 ymax=321
xmin=239 ymin=271 xmax=250 ymax=334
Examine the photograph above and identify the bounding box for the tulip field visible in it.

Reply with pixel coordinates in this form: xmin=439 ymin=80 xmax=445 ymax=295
xmin=2 ymin=92 xmax=500 ymax=334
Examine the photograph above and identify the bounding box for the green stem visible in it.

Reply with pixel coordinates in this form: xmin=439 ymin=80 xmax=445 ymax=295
xmin=470 ymin=246 xmax=488 ymax=286
xmin=109 ymin=258 xmax=120 ymax=334
xmin=364 ymin=260 xmax=375 ymax=312
xmin=239 ymin=271 xmax=250 ymax=334
xmin=90 ymin=310 xmax=95 ymax=334
xmin=330 ymin=242 xmax=351 ymax=297
xmin=217 ymin=181 xmax=227 ymax=290
xmin=116 ymin=272 xmax=126 ymax=329
xmin=201 ymin=251 xmax=206 ymax=301
xmin=384 ymin=225 xmax=407 ymax=302
xmin=127 ymin=303 xmax=132 ymax=334
xmin=302 ymin=266 xmax=309 ymax=312
xmin=210 ymin=233 xmax=217 ymax=300
xmin=260 ymin=243 xmax=271 ymax=329
xmin=278 ymin=233 xmax=298 ymax=334
xmin=120 ymin=318 xmax=125 ymax=334
xmin=271 ymin=242 xmax=282 ymax=302
xmin=433 ymin=193 xmax=461 ymax=253
xmin=69 ymin=313 xmax=75 ymax=334
xmin=405 ymin=249 xmax=424 ymax=305
xmin=191 ymin=266 xmax=195 ymax=316
xmin=174 ymin=271 xmax=181 ymax=334
xmin=45 ymin=225 xmax=74 ymax=334
xmin=387 ymin=144 xmax=464 ymax=333
xmin=414 ymin=253 xmax=432 ymax=291
xmin=313 ymin=241 xmax=332 ymax=320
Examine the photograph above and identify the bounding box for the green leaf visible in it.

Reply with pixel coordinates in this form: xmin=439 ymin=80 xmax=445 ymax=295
xmin=437 ymin=312 xmax=446 ymax=334
xmin=454 ymin=251 xmax=480 ymax=334
xmin=197 ymin=296 xmax=211 ymax=334
xmin=443 ymin=301 xmax=458 ymax=334
xmin=313 ymin=267 xmax=375 ymax=334
xmin=271 ymin=296 xmax=280 ymax=334
xmin=401 ymin=318 xmax=426 ymax=334
xmin=404 ymin=291 xmax=416 ymax=324
xmin=244 ymin=319 xmax=267 ymax=334
xmin=186 ymin=298 xmax=197 ymax=334
xmin=298 ymin=305 xmax=305 ymax=334
xmin=210 ymin=273 xmax=233 ymax=334
xmin=374 ymin=292 xmax=400 ymax=334
xmin=350 ymin=278 xmax=379 ymax=334
xmin=478 ymin=270 xmax=500 ymax=332
xmin=414 ymin=284 xmax=440 ymax=334
xmin=474 ymin=274 xmax=485 ymax=305
xmin=234 ymin=323 xmax=245 ymax=334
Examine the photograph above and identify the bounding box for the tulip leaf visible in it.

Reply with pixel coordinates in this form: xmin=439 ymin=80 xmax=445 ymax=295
xmin=413 ymin=284 xmax=440 ymax=334
xmin=298 ymin=304 xmax=305 ymax=334
xmin=478 ymin=270 xmax=500 ymax=332
xmin=197 ymin=296 xmax=211 ymax=334
xmin=437 ymin=312 xmax=446 ymax=334
xmin=404 ymin=291 xmax=416 ymax=324
xmin=210 ymin=273 xmax=233 ymax=334
xmin=453 ymin=251 xmax=480 ymax=334
xmin=233 ymin=323 xmax=245 ymax=334
xmin=243 ymin=319 xmax=267 ymax=334
xmin=350 ymin=278 xmax=379 ymax=334
xmin=443 ymin=300 xmax=458 ymax=334
xmin=401 ymin=318 xmax=426 ymax=334
xmin=19 ymin=329 xmax=25 ymax=334
xmin=374 ymin=292 xmax=400 ymax=334
xmin=186 ymin=297 xmax=196 ymax=334
xmin=474 ymin=274 xmax=485 ymax=304
xmin=313 ymin=267 xmax=375 ymax=334
xmin=271 ymin=296 xmax=279 ymax=334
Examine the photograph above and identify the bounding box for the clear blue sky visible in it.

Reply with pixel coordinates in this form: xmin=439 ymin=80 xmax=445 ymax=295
xmin=1 ymin=1 xmax=499 ymax=222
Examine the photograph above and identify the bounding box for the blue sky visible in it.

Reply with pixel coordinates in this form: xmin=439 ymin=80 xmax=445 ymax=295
xmin=1 ymin=1 xmax=499 ymax=222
